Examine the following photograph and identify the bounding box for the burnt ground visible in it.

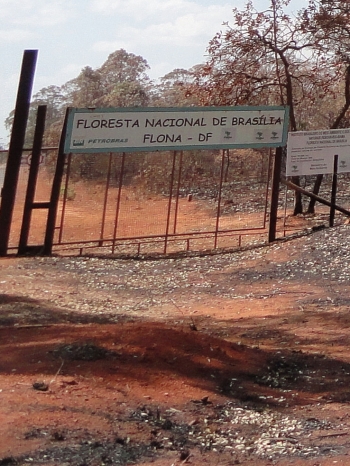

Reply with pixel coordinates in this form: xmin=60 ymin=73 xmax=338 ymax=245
xmin=2 ymin=225 xmax=350 ymax=465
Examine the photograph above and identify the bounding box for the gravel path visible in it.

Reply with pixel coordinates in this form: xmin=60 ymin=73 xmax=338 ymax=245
xmin=2 ymin=224 xmax=350 ymax=321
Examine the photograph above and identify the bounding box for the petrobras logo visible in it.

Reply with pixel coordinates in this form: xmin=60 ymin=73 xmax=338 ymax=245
xmin=73 ymin=139 xmax=85 ymax=147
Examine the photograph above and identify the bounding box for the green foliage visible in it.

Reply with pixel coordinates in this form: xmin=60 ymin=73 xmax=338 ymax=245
xmin=151 ymin=67 xmax=201 ymax=107
xmin=5 ymin=49 xmax=155 ymax=148
xmin=60 ymin=185 xmax=76 ymax=201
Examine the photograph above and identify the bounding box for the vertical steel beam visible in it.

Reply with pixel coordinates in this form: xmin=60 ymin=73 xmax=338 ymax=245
xmin=0 ymin=50 xmax=38 ymax=256
xmin=268 ymin=146 xmax=283 ymax=242
xmin=330 ymin=154 xmax=338 ymax=227
xmin=263 ymin=148 xmax=273 ymax=228
xmin=18 ymin=105 xmax=46 ymax=254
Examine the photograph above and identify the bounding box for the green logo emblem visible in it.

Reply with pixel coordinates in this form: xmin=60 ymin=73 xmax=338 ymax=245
xmin=73 ymin=139 xmax=84 ymax=147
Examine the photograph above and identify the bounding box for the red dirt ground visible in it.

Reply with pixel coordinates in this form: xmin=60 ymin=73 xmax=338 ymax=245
xmin=2 ymin=172 xmax=350 ymax=465
xmin=2 ymin=224 xmax=350 ymax=466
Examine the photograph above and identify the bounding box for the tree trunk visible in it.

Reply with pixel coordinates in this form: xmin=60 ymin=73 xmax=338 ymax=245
xmin=307 ymin=174 xmax=323 ymax=214
xmin=292 ymin=176 xmax=303 ymax=214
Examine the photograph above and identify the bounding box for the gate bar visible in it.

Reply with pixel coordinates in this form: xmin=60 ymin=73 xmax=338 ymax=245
xmin=214 ymin=149 xmax=226 ymax=249
xmin=58 ymin=152 xmax=72 ymax=244
xmin=164 ymin=151 xmax=177 ymax=253
xmin=112 ymin=152 xmax=126 ymax=254
xmin=173 ymin=150 xmax=183 ymax=234
xmin=280 ymin=177 xmax=350 ymax=216
xmin=100 ymin=152 xmax=113 ymax=244
xmin=44 ymin=109 xmax=69 ymax=255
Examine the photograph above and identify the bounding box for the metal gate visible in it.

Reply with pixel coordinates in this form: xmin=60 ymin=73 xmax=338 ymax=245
xmin=50 ymin=148 xmax=273 ymax=256
xmin=5 ymin=146 xmax=350 ymax=256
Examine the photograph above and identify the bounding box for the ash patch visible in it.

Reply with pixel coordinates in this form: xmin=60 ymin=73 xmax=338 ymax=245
xmin=20 ymin=438 xmax=154 ymax=466
xmin=52 ymin=342 xmax=115 ymax=361
xmin=255 ymin=353 xmax=307 ymax=389
xmin=6 ymin=401 xmax=349 ymax=465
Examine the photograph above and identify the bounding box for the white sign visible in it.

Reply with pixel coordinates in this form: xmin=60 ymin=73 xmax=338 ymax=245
xmin=287 ymin=129 xmax=350 ymax=176
xmin=64 ymin=106 xmax=289 ymax=153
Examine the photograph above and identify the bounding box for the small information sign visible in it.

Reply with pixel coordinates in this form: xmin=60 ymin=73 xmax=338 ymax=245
xmin=287 ymin=129 xmax=350 ymax=176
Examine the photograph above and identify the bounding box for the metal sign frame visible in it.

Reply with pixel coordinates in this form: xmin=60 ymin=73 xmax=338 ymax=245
xmin=64 ymin=105 xmax=290 ymax=154
xmin=287 ymin=128 xmax=350 ymax=176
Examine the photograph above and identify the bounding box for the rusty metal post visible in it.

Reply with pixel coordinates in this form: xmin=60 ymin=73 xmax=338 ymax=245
xmin=173 ymin=150 xmax=183 ymax=234
xmin=57 ymin=152 xmax=72 ymax=244
xmin=164 ymin=151 xmax=177 ymax=253
xmin=0 ymin=50 xmax=38 ymax=256
xmin=112 ymin=152 xmax=126 ymax=253
xmin=214 ymin=149 xmax=226 ymax=249
xmin=100 ymin=152 xmax=113 ymax=244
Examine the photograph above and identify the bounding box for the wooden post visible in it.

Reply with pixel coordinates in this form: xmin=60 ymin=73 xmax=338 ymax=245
xmin=0 ymin=50 xmax=38 ymax=256
xmin=268 ymin=147 xmax=283 ymax=243
xmin=280 ymin=177 xmax=350 ymax=216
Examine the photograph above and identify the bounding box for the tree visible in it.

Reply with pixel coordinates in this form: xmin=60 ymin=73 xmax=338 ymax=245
xmin=63 ymin=66 xmax=103 ymax=108
xmin=188 ymin=0 xmax=348 ymax=214
xmin=152 ymin=67 xmax=200 ymax=107
xmin=5 ymin=49 xmax=152 ymax=148
xmin=299 ymin=0 xmax=350 ymax=213
xmin=5 ymin=85 xmax=65 ymax=146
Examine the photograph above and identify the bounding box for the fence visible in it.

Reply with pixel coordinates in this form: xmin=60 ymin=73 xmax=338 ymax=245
xmin=52 ymin=148 xmax=273 ymax=255
xmin=3 ymin=147 xmax=349 ymax=257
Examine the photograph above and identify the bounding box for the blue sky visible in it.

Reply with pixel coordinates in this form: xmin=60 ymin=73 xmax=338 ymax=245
xmin=0 ymin=0 xmax=303 ymax=146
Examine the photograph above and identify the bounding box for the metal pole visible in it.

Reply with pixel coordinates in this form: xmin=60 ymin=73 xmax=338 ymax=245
xmin=0 ymin=50 xmax=38 ymax=256
xmin=268 ymin=146 xmax=283 ymax=243
xmin=100 ymin=152 xmax=113 ymax=244
xmin=164 ymin=151 xmax=177 ymax=253
xmin=173 ymin=150 xmax=182 ymax=234
xmin=58 ymin=152 xmax=72 ymax=244
xmin=43 ymin=109 xmax=69 ymax=255
xmin=18 ymin=105 xmax=46 ymax=254
xmin=330 ymin=154 xmax=338 ymax=227
xmin=263 ymin=148 xmax=273 ymax=227
xmin=112 ymin=152 xmax=125 ymax=254
xmin=214 ymin=149 xmax=226 ymax=249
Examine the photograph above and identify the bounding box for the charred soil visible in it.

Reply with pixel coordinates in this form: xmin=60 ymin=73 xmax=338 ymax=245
xmin=2 ymin=225 xmax=350 ymax=465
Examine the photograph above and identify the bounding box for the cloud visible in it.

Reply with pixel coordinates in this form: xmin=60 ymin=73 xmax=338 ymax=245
xmin=93 ymin=4 xmax=231 ymax=51
xmin=1 ymin=29 xmax=38 ymax=43
xmin=89 ymin=0 xmax=230 ymax=23
xmin=0 ymin=0 xmax=74 ymax=27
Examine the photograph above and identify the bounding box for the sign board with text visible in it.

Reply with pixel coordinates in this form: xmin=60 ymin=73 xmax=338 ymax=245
xmin=64 ymin=106 xmax=289 ymax=153
xmin=287 ymin=129 xmax=350 ymax=176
